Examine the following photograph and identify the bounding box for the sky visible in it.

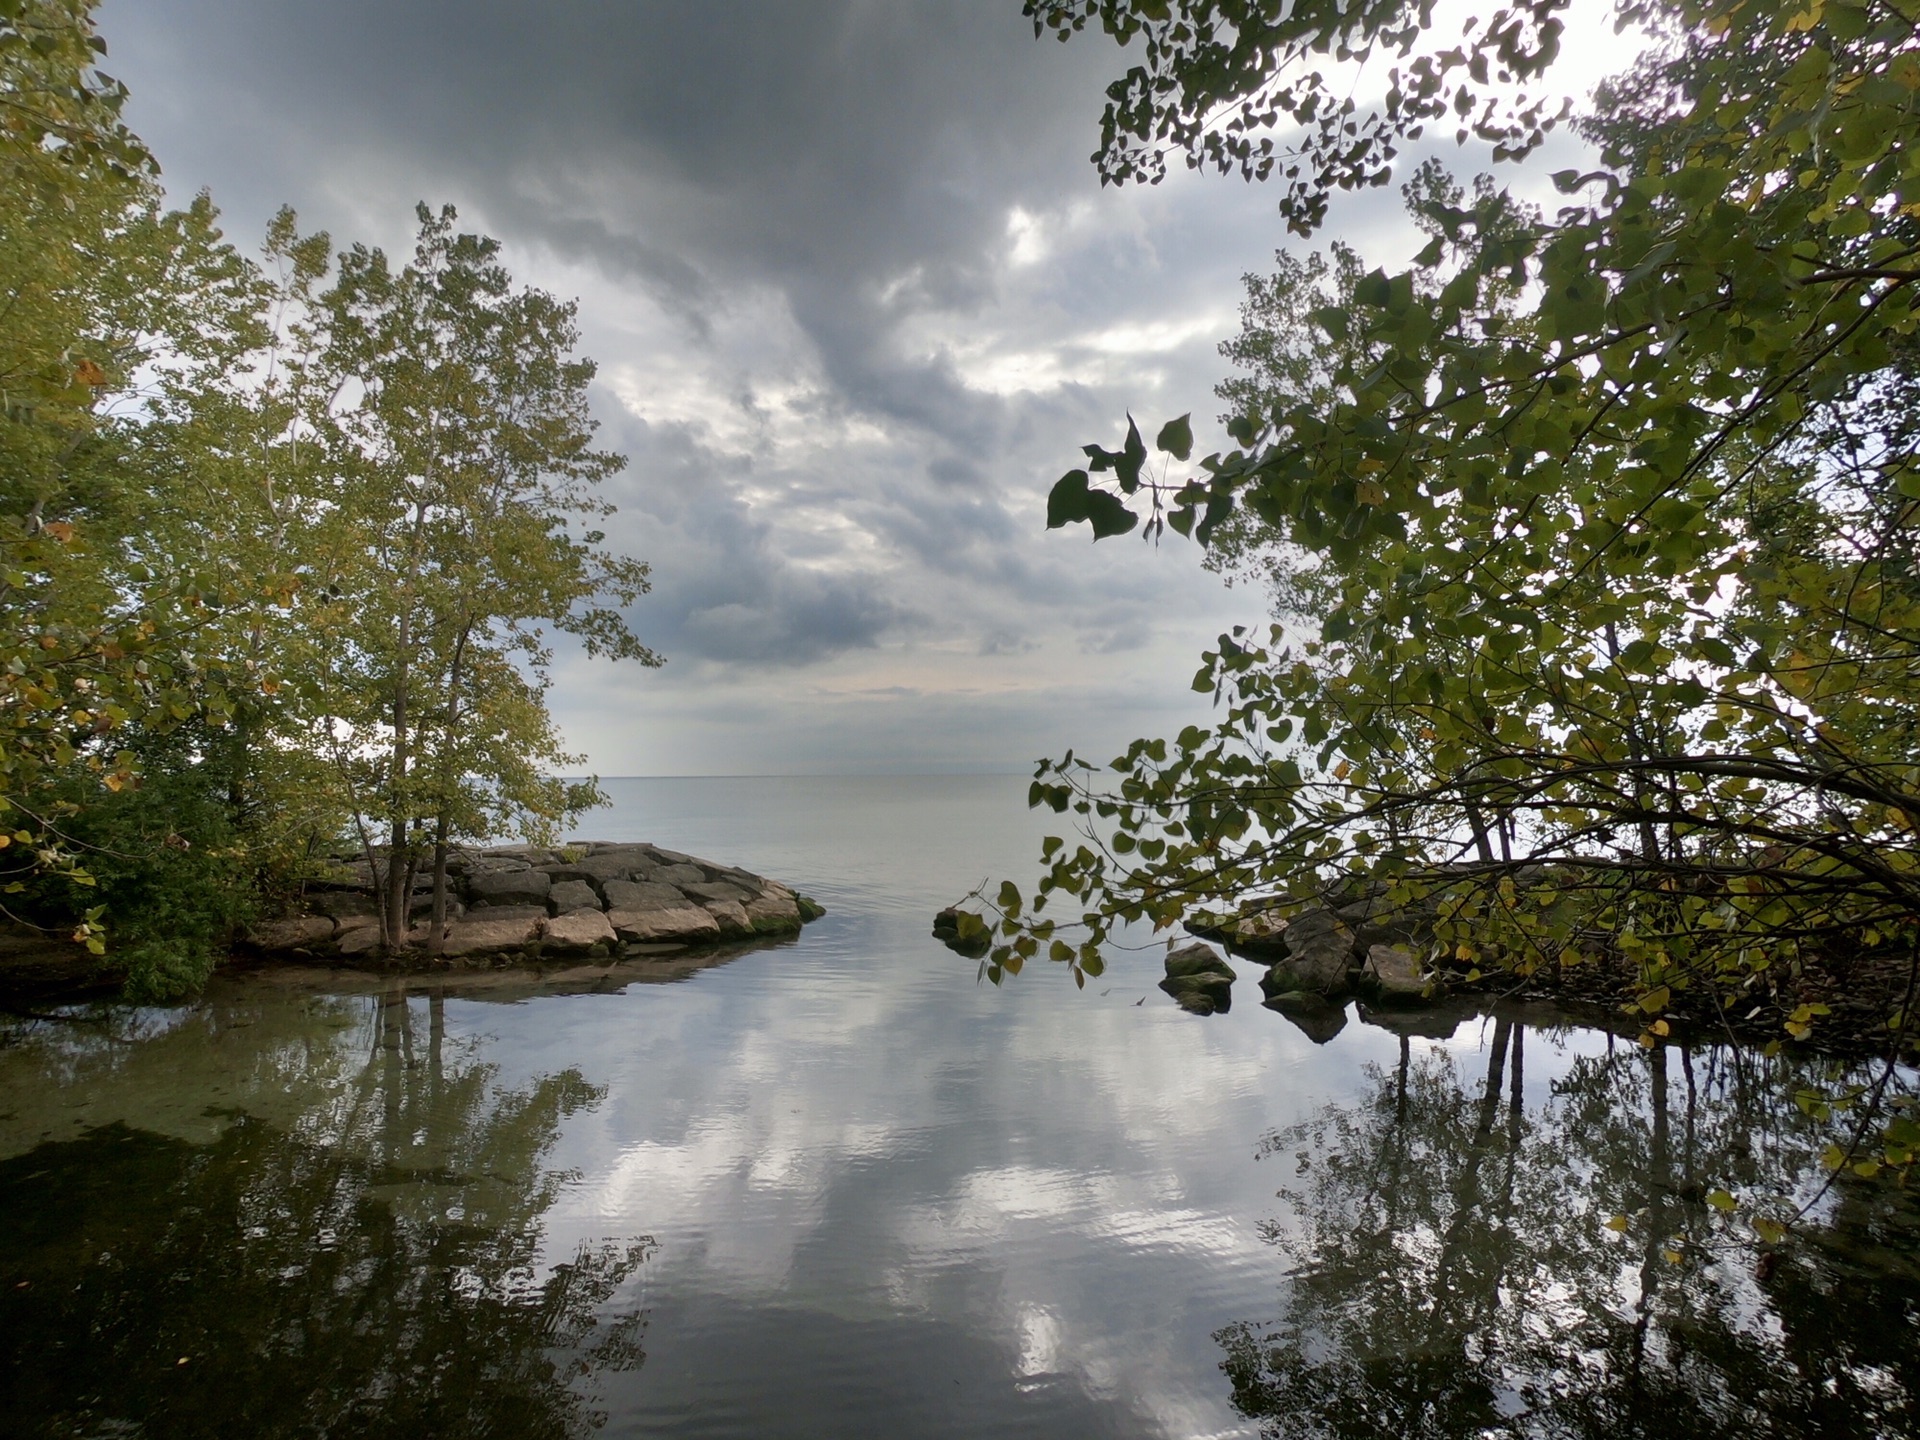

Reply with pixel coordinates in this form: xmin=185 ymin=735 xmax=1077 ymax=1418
xmin=98 ymin=1 xmax=1644 ymax=777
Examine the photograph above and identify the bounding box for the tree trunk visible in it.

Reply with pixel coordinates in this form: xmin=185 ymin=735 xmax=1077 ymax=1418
xmin=428 ymin=624 xmax=472 ymax=950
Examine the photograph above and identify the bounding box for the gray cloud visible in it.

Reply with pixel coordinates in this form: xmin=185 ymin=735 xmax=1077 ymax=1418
xmin=98 ymin=0 xmax=1620 ymax=773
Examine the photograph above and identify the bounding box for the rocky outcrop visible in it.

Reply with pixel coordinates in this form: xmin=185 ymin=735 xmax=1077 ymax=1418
xmin=241 ymin=842 xmax=825 ymax=969
xmin=1184 ymin=878 xmax=1449 ymax=1017
xmin=1159 ymin=941 xmax=1235 ymax=1015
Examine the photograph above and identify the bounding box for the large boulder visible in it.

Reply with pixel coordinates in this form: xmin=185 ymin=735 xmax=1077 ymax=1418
xmin=681 ymin=879 xmax=757 ymax=905
xmin=571 ymin=852 xmax=649 ymax=884
xmin=468 ymin=869 xmax=551 ymax=907
xmin=1165 ymin=941 xmax=1234 ymax=981
xmin=745 ymin=891 xmax=803 ymax=934
xmin=335 ymin=920 xmax=383 ymax=957
xmin=541 ymin=909 xmax=617 ymax=954
xmin=440 ymin=912 xmax=542 ymax=957
xmin=548 ymin=879 xmax=602 ymax=914
xmin=651 ymin=862 xmax=709 ymax=888
xmin=640 ymin=845 xmax=697 ymax=866
xmin=702 ymin=899 xmax=754 ymax=937
xmin=1336 ymin=890 xmax=1439 ymax=951
xmin=1226 ymin=907 xmax=1292 ymax=955
xmin=609 ymin=905 xmax=722 ymax=944
xmin=1361 ymin=943 xmax=1431 ymax=1004
xmin=1260 ymin=907 xmax=1355 ymax=994
xmin=602 ymin=879 xmax=689 ymax=911
xmin=1160 ymin=969 xmax=1233 ymax=1015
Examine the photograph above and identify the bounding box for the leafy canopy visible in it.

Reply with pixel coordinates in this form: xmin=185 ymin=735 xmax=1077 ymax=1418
xmin=989 ymin=0 xmax=1920 ymax=1070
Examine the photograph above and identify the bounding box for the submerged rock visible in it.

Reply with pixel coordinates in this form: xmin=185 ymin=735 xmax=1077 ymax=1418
xmin=1160 ymin=969 xmax=1234 ymax=1015
xmin=931 ymin=907 xmax=991 ymax=958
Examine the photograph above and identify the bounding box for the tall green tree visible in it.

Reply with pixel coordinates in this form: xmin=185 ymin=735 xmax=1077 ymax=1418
xmin=995 ymin=0 xmax=1920 ymax=1089
xmin=0 ymin=0 xmax=275 ymax=983
xmin=307 ymin=205 xmax=658 ymax=947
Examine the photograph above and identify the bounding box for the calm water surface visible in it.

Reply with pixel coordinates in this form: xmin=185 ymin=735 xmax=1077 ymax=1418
xmin=1 ymin=776 xmax=1916 ymax=1438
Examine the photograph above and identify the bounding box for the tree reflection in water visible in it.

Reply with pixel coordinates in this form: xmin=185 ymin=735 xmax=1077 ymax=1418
xmin=1219 ymin=1016 xmax=1920 ymax=1438
xmin=0 ymin=982 xmax=650 ymax=1439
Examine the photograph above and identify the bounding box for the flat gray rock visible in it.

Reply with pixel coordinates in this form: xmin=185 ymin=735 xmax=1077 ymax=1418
xmin=469 ymin=869 xmax=551 ymax=906
xmin=651 ymin=862 xmax=709 ymax=887
xmin=608 ymin=905 xmax=722 ymax=943
xmin=542 ymin=909 xmax=616 ymax=952
xmin=548 ymin=879 xmax=602 ymax=913
xmin=602 ymin=879 xmax=688 ymax=911
xmin=681 ymin=879 xmax=756 ymax=905
xmin=458 ymin=904 xmax=547 ymax=924
xmin=571 ymin=852 xmax=647 ymax=883
xmin=440 ymin=913 xmax=542 ymax=956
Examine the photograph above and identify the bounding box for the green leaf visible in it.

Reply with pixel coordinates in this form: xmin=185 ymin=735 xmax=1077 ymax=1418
xmin=1155 ymin=413 xmax=1194 ymax=461
xmin=1047 ymin=469 xmax=1095 ymax=529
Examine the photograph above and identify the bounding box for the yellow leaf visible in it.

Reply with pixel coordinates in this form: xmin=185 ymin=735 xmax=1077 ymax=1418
xmin=1784 ymin=2 xmax=1824 ymax=33
xmin=1663 ymin=1248 xmax=1684 ymax=1265
xmin=1333 ymin=760 xmax=1352 ymax=780
xmin=1752 ymin=1216 xmax=1787 ymax=1244
xmin=1604 ymin=1213 xmax=1630 ymax=1233
xmin=1706 ymin=1188 xmax=1737 ymax=1212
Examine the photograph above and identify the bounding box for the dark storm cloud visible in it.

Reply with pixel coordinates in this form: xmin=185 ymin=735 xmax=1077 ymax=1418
xmin=100 ymin=0 xmax=1446 ymax=769
xmin=597 ymin=410 xmax=911 ymax=668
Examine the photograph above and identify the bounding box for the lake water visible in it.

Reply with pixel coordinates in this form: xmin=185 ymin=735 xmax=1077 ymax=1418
xmin=1 ymin=775 xmax=1916 ymax=1438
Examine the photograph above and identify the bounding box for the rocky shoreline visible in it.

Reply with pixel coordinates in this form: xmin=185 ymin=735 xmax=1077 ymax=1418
xmin=940 ymin=871 xmax=1919 ymax=1058
xmin=247 ymin=841 xmax=824 ymax=970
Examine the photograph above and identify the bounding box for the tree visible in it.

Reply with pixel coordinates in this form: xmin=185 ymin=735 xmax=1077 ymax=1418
xmin=305 ymin=205 xmax=658 ymax=947
xmin=992 ymin=0 xmax=1920 ymax=1101
xmin=0 ymin=3 xmax=662 ymax=990
xmin=0 ymin=0 xmax=278 ymax=982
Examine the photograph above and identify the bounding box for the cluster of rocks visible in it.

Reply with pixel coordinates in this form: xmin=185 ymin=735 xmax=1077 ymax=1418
xmin=1150 ymin=882 xmax=1462 ymax=1039
xmin=246 ymin=842 xmax=824 ymax=968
